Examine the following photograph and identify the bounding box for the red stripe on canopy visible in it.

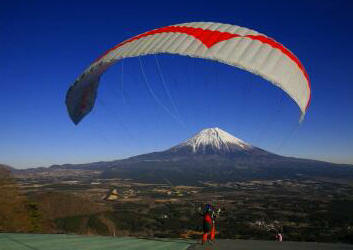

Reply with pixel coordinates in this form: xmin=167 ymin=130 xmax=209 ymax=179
xmin=95 ymin=25 xmax=311 ymax=110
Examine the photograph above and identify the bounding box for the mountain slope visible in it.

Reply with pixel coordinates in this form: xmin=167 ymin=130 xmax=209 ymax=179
xmin=100 ymin=128 xmax=353 ymax=184
xmin=124 ymin=128 xmax=274 ymax=162
xmin=15 ymin=128 xmax=353 ymax=184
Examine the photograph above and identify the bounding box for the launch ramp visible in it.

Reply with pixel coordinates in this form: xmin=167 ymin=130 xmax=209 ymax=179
xmin=0 ymin=233 xmax=191 ymax=250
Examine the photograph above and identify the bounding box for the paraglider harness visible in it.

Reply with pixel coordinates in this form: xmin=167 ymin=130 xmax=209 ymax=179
xmin=202 ymin=205 xmax=213 ymax=232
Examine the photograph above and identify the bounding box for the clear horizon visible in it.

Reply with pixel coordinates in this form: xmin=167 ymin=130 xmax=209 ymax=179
xmin=1 ymin=0 xmax=353 ymax=168
xmin=4 ymin=126 xmax=353 ymax=169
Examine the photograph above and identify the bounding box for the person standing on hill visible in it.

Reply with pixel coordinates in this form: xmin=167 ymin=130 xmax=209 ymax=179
xmin=200 ymin=204 xmax=220 ymax=244
xmin=276 ymin=232 xmax=283 ymax=242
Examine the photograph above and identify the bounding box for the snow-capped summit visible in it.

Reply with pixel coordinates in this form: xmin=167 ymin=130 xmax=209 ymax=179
xmin=171 ymin=127 xmax=252 ymax=154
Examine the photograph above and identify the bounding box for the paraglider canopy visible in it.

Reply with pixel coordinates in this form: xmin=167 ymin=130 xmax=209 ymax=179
xmin=66 ymin=22 xmax=311 ymax=125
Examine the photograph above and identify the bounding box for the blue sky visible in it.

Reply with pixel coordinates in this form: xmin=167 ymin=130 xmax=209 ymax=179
xmin=1 ymin=0 xmax=353 ymax=168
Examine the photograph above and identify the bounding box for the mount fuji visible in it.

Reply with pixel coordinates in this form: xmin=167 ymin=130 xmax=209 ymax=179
xmin=97 ymin=128 xmax=353 ymax=184
xmin=123 ymin=127 xmax=274 ymax=162
xmin=172 ymin=127 xmax=253 ymax=153
xmin=167 ymin=127 xmax=269 ymax=157
xmin=19 ymin=128 xmax=353 ymax=184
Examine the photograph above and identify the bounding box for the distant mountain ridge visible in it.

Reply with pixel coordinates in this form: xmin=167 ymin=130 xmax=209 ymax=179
xmin=0 ymin=164 xmax=16 ymax=172
xmin=15 ymin=128 xmax=353 ymax=184
xmin=99 ymin=128 xmax=353 ymax=184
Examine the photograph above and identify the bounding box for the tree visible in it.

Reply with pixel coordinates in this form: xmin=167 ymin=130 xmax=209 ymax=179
xmin=0 ymin=166 xmax=31 ymax=232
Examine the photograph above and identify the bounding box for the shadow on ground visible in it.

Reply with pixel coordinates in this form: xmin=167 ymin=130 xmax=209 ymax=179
xmin=188 ymin=239 xmax=353 ymax=250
